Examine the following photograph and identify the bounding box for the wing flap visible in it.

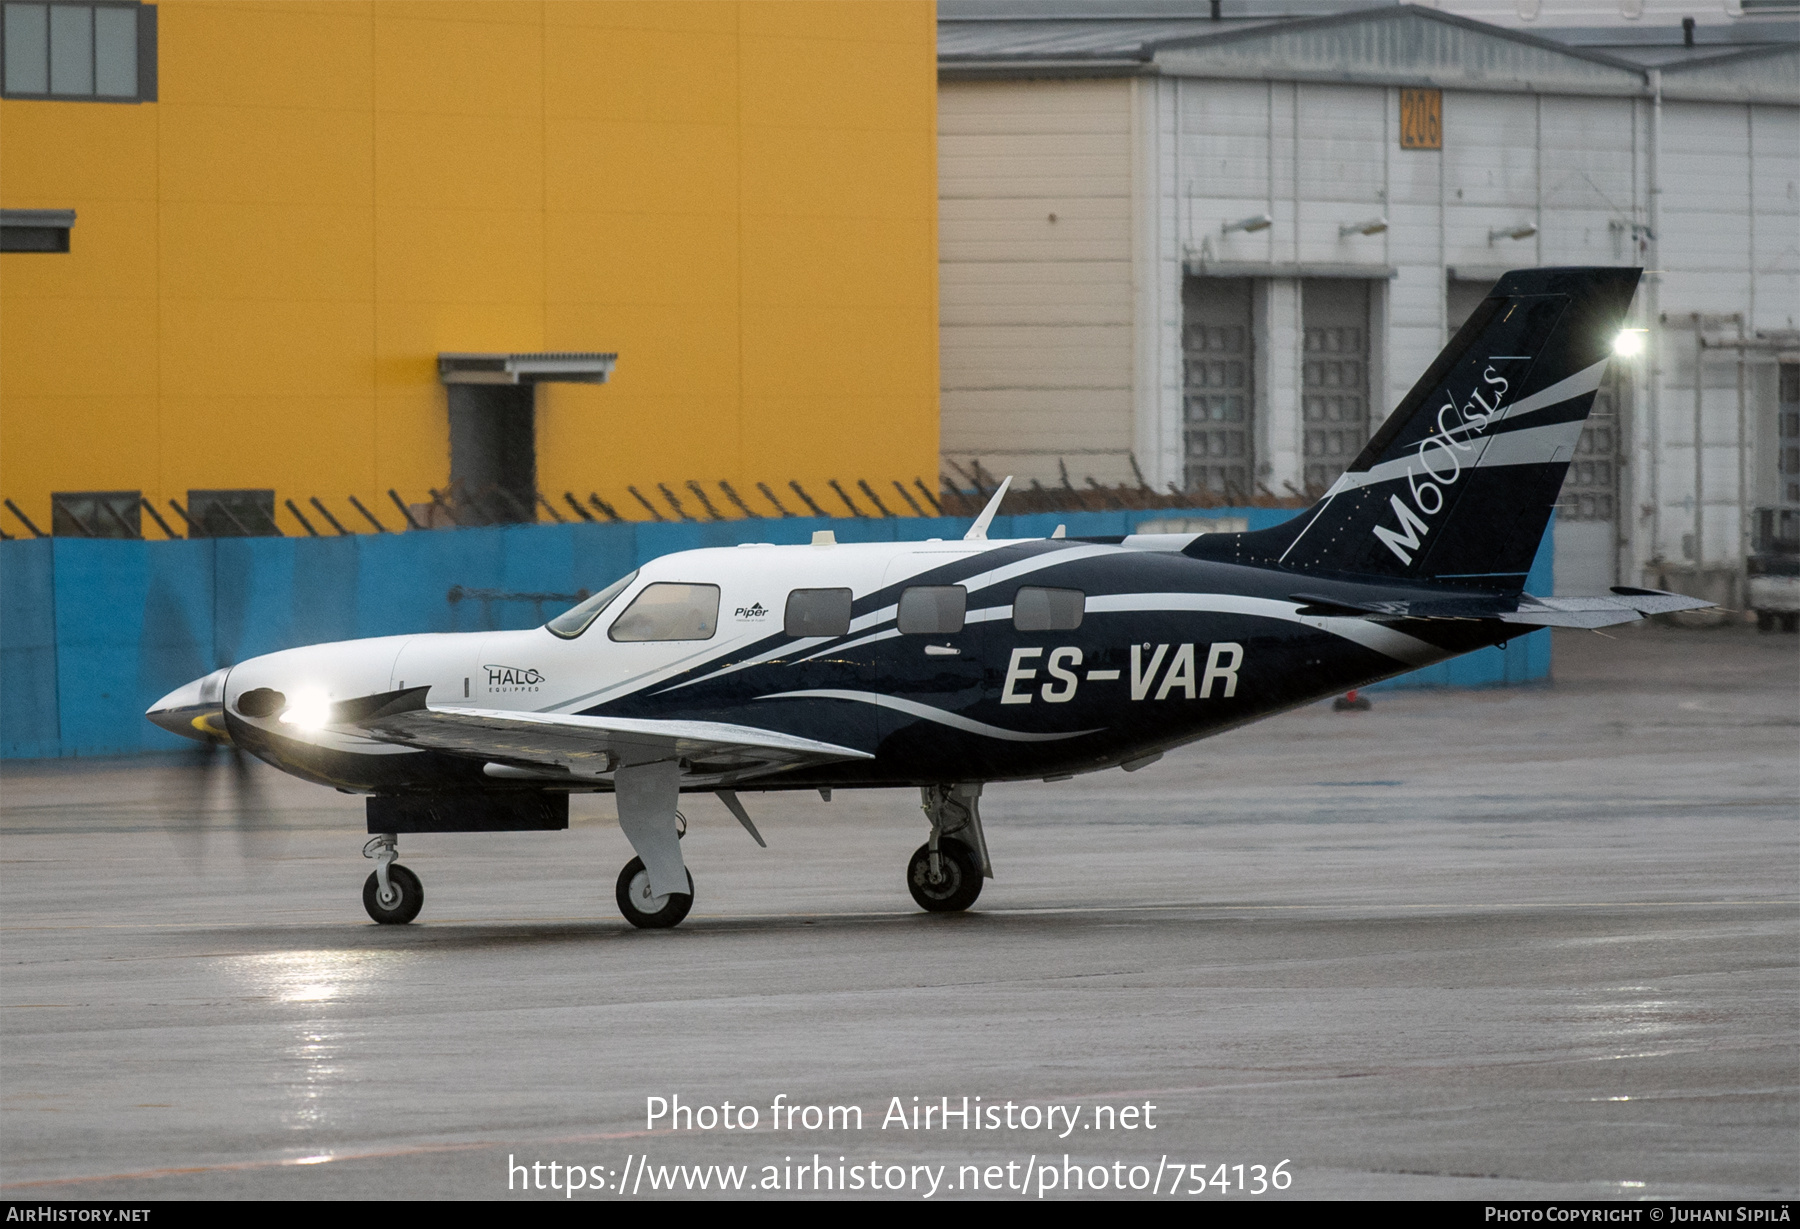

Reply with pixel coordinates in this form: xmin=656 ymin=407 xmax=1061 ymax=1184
xmin=330 ymin=688 xmax=872 ymax=783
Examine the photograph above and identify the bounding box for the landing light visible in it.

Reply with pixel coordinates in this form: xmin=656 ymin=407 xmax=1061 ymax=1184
xmin=279 ymin=687 xmax=334 ymax=731
xmin=1612 ymin=328 xmax=1647 ymax=358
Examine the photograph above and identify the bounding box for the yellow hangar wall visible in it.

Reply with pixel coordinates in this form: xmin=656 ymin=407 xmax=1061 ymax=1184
xmin=0 ymin=0 xmax=939 ymax=530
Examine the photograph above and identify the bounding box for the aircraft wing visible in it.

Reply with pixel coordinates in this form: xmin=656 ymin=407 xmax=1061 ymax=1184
xmin=329 ymin=687 xmax=872 ymax=784
xmin=1290 ymin=586 xmax=1714 ymax=629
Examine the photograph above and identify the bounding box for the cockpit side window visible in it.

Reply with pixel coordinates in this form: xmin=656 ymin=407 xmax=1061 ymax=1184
xmin=608 ymin=582 xmax=721 ymax=642
xmin=545 ymin=570 xmax=639 ymax=640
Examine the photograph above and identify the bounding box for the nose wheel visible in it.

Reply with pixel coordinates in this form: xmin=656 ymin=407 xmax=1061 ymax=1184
xmin=615 ymin=856 xmax=694 ymax=929
xmin=907 ymin=838 xmax=982 ymax=912
xmin=361 ymin=833 xmax=423 ymax=924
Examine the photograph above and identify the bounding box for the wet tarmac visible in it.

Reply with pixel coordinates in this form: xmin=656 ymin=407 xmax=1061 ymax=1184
xmin=2 ymin=623 xmax=1795 ymax=1200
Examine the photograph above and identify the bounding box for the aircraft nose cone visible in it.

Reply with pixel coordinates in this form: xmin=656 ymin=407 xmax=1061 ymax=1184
xmin=146 ymin=667 xmax=232 ymax=743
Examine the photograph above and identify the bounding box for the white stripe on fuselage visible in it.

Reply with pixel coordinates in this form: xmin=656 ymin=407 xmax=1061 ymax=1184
xmin=1083 ymin=593 xmax=1446 ymax=668
xmin=755 ymin=689 xmax=1102 ymax=742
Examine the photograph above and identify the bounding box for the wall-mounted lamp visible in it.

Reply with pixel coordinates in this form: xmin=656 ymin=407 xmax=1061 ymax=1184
xmin=1221 ymin=213 xmax=1273 ymax=235
xmin=1488 ymin=222 xmax=1538 ymax=244
xmin=1338 ymin=216 xmax=1388 ymax=238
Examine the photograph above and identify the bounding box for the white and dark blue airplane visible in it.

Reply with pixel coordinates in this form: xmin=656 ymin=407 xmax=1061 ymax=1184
xmin=148 ymin=267 xmax=1706 ymax=928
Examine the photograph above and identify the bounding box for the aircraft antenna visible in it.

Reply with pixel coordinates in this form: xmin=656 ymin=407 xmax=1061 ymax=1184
xmin=963 ymin=475 xmax=1013 ymax=541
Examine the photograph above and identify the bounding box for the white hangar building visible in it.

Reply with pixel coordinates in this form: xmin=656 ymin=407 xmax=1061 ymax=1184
xmin=936 ymin=0 xmax=1799 ymax=600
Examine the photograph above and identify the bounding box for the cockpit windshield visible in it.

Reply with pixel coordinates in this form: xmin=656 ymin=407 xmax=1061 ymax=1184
xmin=544 ymin=570 xmax=639 ymax=640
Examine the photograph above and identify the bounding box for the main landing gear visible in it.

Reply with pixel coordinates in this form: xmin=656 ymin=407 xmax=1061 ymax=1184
xmin=362 ymin=833 xmax=423 ymax=925
xmin=616 ymin=855 xmax=695 ymax=929
xmin=909 ymin=784 xmax=992 ymax=914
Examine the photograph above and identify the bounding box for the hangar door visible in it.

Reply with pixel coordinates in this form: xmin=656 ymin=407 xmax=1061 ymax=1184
xmin=1181 ymin=277 xmax=1255 ymax=501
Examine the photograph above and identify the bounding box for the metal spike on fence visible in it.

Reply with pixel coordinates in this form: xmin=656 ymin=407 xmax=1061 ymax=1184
xmin=536 ymin=493 xmax=566 ymax=524
xmin=626 ymin=486 xmax=666 ymax=522
xmin=911 ymin=478 xmax=942 ymax=516
xmin=717 ymin=480 xmax=760 ymax=518
xmin=656 ymin=483 xmax=695 ymax=521
xmin=891 ymin=479 xmax=926 ymax=517
xmin=857 ymin=479 xmax=895 ymax=518
xmin=140 ymin=498 xmax=178 ymax=539
xmin=167 ymin=499 xmax=201 ymax=536
xmin=388 ymin=489 xmax=425 ymax=531
xmin=685 ymin=480 xmax=726 ymax=521
xmin=587 ymin=493 xmax=624 ymax=523
xmin=826 ymin=479 xmax=866 ymax=518
xmin=945 ymin=458 xmax=982 ymax=496
xmin=307 ymin=497 xmax=350 ymax=535
xmin=756 ymin=482 xmax=794 ymax=517
xmin=562 ymin=492 xmax=595 ymax=522
xmin=285 ymin=499 xmax=320 ymax=537
xmin=970 ymin=459 xmax=1001 ymax=494
xmin=1128 ymin=454 xmax=1154 ymax=493
xmin=787 ymin=481 xmax=828 ymax=518
xmin=347 ymin=495 xmax=388 ymax=533
xmin=937 ymin=476 xmax=972 ymax=517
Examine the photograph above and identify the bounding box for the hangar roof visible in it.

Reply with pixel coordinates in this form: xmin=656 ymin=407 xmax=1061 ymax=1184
xmin=939 ymin=0 xmax=1799 ymax=102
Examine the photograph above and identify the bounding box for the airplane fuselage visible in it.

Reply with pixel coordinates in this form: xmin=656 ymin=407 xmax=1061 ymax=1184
xmin=204 ymin=532 xmax=1508 ymax=796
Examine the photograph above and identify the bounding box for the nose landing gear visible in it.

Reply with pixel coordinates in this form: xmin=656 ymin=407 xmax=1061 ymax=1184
xmin=907 ymin=838 xmax=982 ymax=912
xmin=361 ymin=833 xmax=423 ymax=925
xmin=909 ymin=784 xmax=991 ymax=913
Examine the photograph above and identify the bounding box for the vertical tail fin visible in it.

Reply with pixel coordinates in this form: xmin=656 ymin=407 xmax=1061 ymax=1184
xmin=1191 ymin=266 xmax=1641 ymax=592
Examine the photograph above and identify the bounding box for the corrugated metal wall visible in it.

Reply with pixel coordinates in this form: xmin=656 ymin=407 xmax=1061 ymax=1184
xmin=938 ymin=79 xmax=1139 ymax=486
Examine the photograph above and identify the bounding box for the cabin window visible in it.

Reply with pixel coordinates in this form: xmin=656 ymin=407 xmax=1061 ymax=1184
xmin=896 ymin=585 xmax=966 ymax=635
xmin=1012 ymin=586 xmax=1084 ymax=632
xmin=784 ymin=588 xmax=852 ymax=637
xmin=608 ymin=582 xmax=720 ymax=642
xmin=545 ymin=570 xmax=638 ymax=640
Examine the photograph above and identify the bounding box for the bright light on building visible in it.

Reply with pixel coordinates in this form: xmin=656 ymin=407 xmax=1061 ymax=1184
xmin=1612 ymin=329 xmax=1647 ymax=358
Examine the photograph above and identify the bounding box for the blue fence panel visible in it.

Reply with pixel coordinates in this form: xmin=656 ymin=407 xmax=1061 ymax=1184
xmin=0 ymin=540 xmax=59 ymax=758
xmin=0 ymin=504 xmax=1552 ymax=758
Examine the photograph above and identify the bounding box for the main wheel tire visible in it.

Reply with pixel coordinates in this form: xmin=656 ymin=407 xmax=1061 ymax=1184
xmin=615 ymin=856 xmax=694 ymax=929
xmin=362 ymin=864 xmax=423 ymax=925
xmin=907 ymin=838 xmax=983 ymax=913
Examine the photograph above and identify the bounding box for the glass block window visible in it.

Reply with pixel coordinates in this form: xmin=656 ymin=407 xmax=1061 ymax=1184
xmin=1181 ymin=277 xmax=1254 ymax=501
xmin=2 ymin=2 xmax=154 ymax=101
xmin=1301 ymin=279 xmax=1372 ymax=495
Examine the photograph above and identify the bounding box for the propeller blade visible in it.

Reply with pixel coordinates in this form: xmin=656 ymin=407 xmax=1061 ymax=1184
xmin=157 ymin=741 xmax=220 ymax=872
xmin=228 ymin=745 xmax=286 ymax=865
